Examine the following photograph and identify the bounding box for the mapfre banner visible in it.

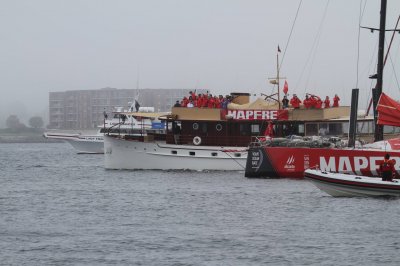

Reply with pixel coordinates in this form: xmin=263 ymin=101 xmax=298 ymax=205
xmin=221 ymin=109 xmax=289 ymax=120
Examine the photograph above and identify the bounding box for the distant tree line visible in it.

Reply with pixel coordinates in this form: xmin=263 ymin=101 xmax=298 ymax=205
xmin=3 ymin=115 xmax=44 ymax=133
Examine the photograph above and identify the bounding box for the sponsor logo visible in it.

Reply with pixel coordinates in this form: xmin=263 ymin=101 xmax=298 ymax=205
xmin=284 ymin=155 xmax=296 ymax=170
xmin=319 ymin=156 xmax=400 ymax=176
xmin=225 ymin=109 xmax=288 ymax=120
xmin=251 ymin=150 xmax=263 ymax=170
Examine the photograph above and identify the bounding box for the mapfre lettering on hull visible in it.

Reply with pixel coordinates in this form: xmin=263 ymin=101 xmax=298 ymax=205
xmin=226 ymin=110 xmax=288 ymax=121
xmin=319 ymin=156 xmax=400 ymax=176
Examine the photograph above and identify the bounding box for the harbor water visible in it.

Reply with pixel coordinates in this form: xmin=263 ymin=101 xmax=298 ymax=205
xmin=1 ymin=143 xmax=400 ymax=265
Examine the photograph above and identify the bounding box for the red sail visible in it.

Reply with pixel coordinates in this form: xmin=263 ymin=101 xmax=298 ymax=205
xmin=377 ymin=93 xmax=400 ymax=127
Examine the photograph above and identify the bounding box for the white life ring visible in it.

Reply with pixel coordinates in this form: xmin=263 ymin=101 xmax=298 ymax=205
xmin=193 ymin=136 xmax=202 ymax=145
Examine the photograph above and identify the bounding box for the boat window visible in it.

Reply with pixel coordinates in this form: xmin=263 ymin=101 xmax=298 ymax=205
xmin=298 ymin=124 xmax=305 ymax=134
xmin=239 ymin=124 xmax=250 ymax=136
xmin=234 ymin=153 xmax=241 ymax=157
xmin=305 ymin=123 xmax=318 ymax=136
xmin=211 ymin=152 xmax=218 ymax=156
xmin=216 ymin=123 xmax=223 ymax=131
xmin=319 ymin=123 xmax=329 ymax=136
xmin=189 ymin=151 xmax=195 ymax=156
xmin=328 ymin=123 xmax=345 ymax=136
xmin=251 ymin=124 xmax=260 ymax=134
xmin=171 ymin=150 xmax=177 ymax=155
xmin=193 ymin=123 xmax=199 ymax=130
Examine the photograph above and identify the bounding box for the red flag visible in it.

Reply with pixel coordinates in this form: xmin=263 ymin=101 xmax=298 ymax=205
xmin=283 ymin=80 xmax=288 ymax=95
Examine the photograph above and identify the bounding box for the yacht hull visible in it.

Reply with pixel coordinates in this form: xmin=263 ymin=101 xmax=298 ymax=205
xmin=104 ymin=135 xmax=247 ymax=171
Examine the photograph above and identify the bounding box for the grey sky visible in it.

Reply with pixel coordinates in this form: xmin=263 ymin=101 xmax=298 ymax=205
xmin=1 ymin=0 xmax=399 ymax=126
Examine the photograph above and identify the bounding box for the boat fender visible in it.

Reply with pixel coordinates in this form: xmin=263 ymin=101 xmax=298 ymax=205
xmin=193 ymin=136 xmax=202 ymax=145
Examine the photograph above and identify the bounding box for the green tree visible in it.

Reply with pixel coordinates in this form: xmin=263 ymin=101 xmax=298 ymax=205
xmin=29 ymin=116 xmax=44 ymax=129
xmin=6 ymin=115 xmax=21 ymax=130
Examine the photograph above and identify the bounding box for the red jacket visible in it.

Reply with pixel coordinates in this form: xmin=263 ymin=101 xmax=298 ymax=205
xmin=290 ymin=97 xmax=301 ymax=108
xmin=333 ymin=96 xmax=340 ymax=107
xmin=324 ymin=99 xmax=330 ymax=108
xmin=379 ymin=159 xmax=396 ymax=173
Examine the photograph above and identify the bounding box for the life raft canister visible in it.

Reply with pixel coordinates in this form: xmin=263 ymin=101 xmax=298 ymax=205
xmin=193 ymin=136 xmax=202 ymax=145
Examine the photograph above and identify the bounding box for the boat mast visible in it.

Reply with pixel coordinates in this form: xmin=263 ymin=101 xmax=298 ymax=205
xmin=373 ymin=0 xmax=387 ymax=142
xmin=277 ymin=51 xmax=281 ymax=109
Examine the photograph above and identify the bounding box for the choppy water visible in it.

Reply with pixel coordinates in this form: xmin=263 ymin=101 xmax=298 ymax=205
xmin=1 ymin=143 xmax=400 ymax=265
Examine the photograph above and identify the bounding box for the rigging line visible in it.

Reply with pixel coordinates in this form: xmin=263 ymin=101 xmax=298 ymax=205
xmin=390 ymin=38 xmax=400 ymax=93
xmin=267 ymin=0 xmax=303 ymax=98
xmin=279 ymin=0 xmax=303 ymax=71
xmin=303 ymin=0 xmax=330 ymax=91
xmin=385 ymin=39 xmax=400 ymax=93
xmin=295 ymin=0 xmax=329 ymax=94
xmin=356 ymin=0 xmax=368 ymax=89
xmin=223 ymin=151 xmax=246 ymax=170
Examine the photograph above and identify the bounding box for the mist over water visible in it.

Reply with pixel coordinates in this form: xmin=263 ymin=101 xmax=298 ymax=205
xmin=1 ymin=143 xmax=400 ymax=265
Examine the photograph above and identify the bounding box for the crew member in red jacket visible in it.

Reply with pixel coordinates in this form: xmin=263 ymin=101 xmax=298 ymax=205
xmin=303 ymin=95 xmax=311 ymax=108
xmin=313 ymin=96 xmax=322 ymax=109
xmin=324 ymin=96 xmax=330 ymax=108
xmin=290 ymin=94 xmax=302 ymax=109
xmin=379 ymin=153 xmax=396 ymax=181
xmin=333 ymin=94 xmax=340 ymax=107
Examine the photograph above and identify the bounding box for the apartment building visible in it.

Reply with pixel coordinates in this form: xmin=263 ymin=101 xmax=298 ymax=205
xmin=48 ymin=88 xmax=205 ymax=129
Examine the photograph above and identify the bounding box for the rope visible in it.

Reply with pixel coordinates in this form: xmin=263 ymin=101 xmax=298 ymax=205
xmin=356 ymin=0 xmax=368 ymax=89
xmin=296 ymin=0 xmax=330 ymax=94
xmin=279 ymin=0 xmax=303 ymax=71
xmin=303 ymin=0 xmax=330 ymax=92
xmin=222 ymin=150 xmax=246 ymax=170
xmin=268 ymin=0 xmax=303 ymax=97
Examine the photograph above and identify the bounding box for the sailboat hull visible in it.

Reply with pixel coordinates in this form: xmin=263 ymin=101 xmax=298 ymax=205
xmin=245 ymin=146 xmax=400 ymax=178
xmin=305 ymin=169 xmax=400 ymax=197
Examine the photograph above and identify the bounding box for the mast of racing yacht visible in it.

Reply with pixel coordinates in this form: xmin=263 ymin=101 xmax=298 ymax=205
xmin=372 ymin=0 xmax=387 ymax=142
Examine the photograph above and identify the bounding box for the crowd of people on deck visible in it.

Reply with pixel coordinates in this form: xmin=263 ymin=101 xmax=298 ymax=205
xmin=175 ymin=90 xmax=341 ymax=110
xmin=282 ymin=93 xmax=340 ymax=109
xmin=174 ymin=91 xmax=233 ymax=109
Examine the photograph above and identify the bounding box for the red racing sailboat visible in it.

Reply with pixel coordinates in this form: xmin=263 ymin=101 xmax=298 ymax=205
xmin=245 ymin=93 xmax=400 ymax=178
xmin=245 ymin=0 xmax=399 ymax=179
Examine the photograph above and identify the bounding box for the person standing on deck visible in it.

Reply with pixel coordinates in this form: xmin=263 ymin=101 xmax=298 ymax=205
xmin=324 ymin=96 xmax=330 ymax=108
xmin=379 ymin=154 xmax=396 ymax=181
xmin=333 ymin=94 xmax=340 ymax=107
xmin=290 ymin=94 xmax=301 ymax=109
xmin=282 ymin=95 xmax=289 ymax=109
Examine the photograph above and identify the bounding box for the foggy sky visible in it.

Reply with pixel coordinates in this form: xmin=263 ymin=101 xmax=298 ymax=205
xmin=1 ymin=0 xmax=400 ymax=127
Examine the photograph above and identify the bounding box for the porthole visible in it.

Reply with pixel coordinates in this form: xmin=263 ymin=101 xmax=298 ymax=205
xmin=216 ymin=123 xmax=223 ymax=131
xmin=193 ymin=123 xmax=199 ymax=130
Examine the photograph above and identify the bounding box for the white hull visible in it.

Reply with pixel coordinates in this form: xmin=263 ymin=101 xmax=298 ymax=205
xmin=305 ymin=169 xmax=400 ymax=197
xmin=44 ymin=132 xmax=104 ymax=154
xmin=104 ymin=135 xmax=247 ymax=171
xmin=65 ymin=138 xmax=104 ymax=154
